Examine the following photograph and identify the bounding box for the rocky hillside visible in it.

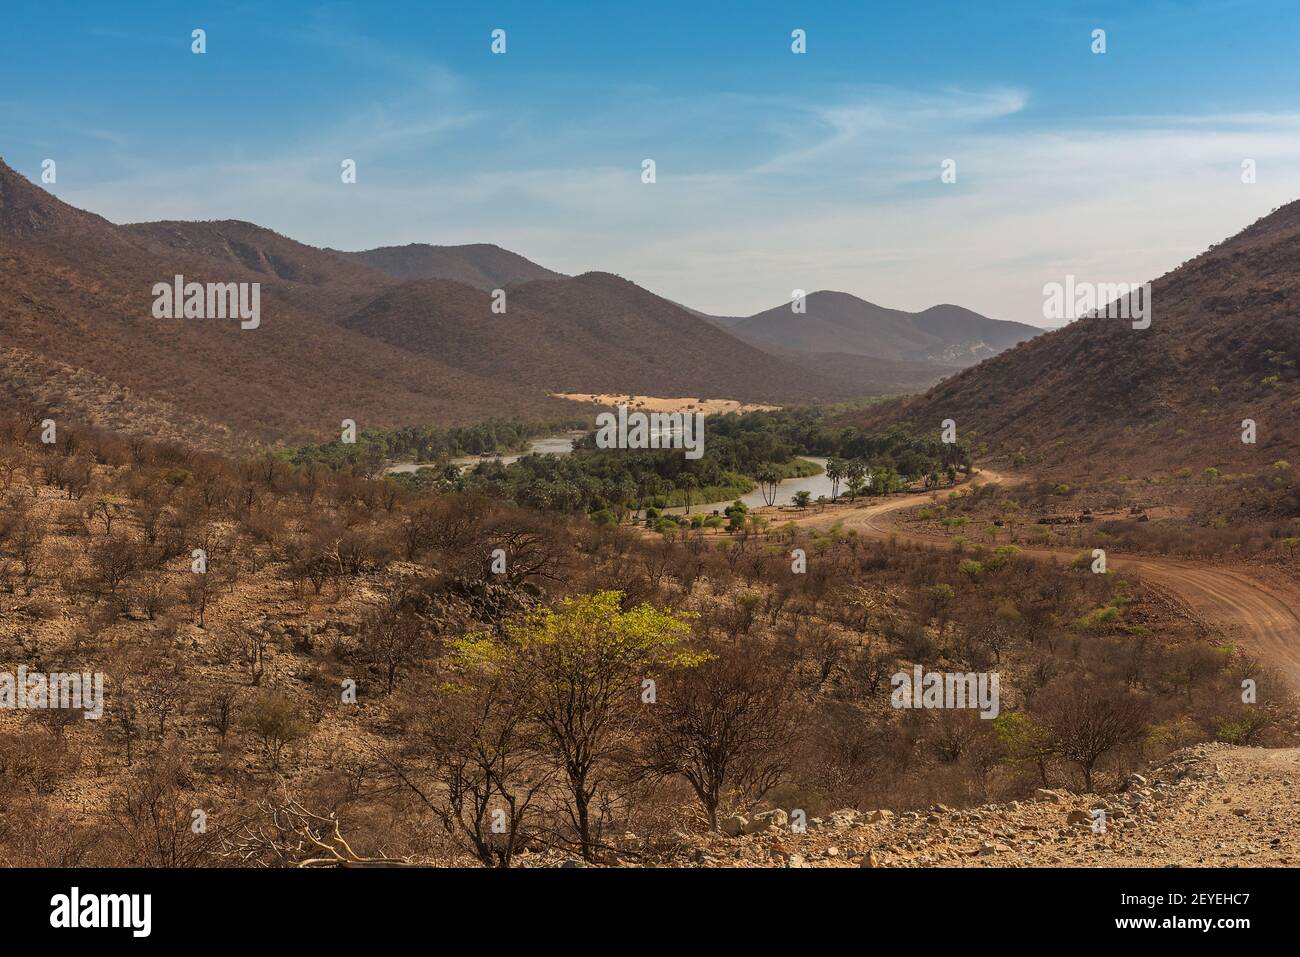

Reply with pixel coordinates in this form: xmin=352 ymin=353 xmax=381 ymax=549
xmin=522 ymin=743 xmax=1299 ymax=867
xmin=862 ymin=204 xmax=1300 ymax=474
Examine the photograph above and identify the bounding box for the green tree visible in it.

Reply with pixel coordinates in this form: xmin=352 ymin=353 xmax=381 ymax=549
xmin=462 ymin=592 xmax=704 ymax=862
xmin=825 ymin=457 xmax=845 ymax=500
xmin=680 ymin=474 xmax=700 ymax=513
xmin=755 ymin=465 xmax=780 ymax=507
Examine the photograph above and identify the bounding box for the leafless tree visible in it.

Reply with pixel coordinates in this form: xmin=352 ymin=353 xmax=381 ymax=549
xmin=642 ymin=641 xmax=803 ymax=830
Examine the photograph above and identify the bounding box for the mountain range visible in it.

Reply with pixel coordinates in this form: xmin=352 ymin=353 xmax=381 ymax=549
xmin=3 ymin=156 xmax=1297 ymax=472
xmin=0 ymin=158 xmax=1041 ymax=450
xmin=720 ymin=291 xmax=1041 ymax=367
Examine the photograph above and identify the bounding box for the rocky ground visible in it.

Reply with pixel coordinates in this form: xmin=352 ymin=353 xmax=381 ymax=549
xmin=525 ymin=743 xmax=1299 ymax=867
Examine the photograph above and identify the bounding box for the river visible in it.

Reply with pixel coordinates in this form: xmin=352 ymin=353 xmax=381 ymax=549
xmin=385 ymin=433 xmax=582 ymax=474
xmin=386 ymin=435 xmax=837 ymax=510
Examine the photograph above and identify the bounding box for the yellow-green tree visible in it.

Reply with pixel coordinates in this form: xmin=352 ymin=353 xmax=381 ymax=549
xmin=484 ymin=591 xmax=704 ymax=861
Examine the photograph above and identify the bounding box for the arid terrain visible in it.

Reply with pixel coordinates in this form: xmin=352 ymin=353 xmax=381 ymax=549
xmin=11 ymin=6 xmax=1300 ymax=949
xmin=1 ymin=80 xmax=1297 ymax=879
xmin=642 ymin=742 xmax=1300 ymax=868
xmin=765 ymin=470 xmax=1300 ymax=690
xmin=2 ymin=158 xmax=1299 ymax=871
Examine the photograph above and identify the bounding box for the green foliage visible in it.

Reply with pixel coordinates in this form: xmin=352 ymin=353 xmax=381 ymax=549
xmin=1076 ymin=605 xmax=1121 ymax=630
xmin=328 ymin=409 xmax=969 ymax=519
xmin=995 ymin=598 xmax=1021 ymax=623
xmin=992 ymin=711 xmax=1045 ymax=756
xmin=1214 ymin=719 xmax=1251 ymax=744
xmin=285 ymin=417 xmax=587 ymax=473
xmin=928 ymin=583 xmax=954 ymax=605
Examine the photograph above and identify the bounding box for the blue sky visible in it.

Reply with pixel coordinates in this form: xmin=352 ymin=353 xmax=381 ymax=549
xmin=5 ymin=0 xmax=1300 ymax=323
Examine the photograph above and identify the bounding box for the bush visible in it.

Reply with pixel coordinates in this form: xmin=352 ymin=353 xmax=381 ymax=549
xmin=241 ymin=691 xmax=308 ymax=769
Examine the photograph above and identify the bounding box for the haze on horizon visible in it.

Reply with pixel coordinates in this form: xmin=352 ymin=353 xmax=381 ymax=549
xmin=6 ymin=0 xmax=1300 ymax=326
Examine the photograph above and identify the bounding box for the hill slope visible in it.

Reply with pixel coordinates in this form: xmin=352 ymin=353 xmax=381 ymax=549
xmin=0 ymin=161 xmax=575 ymax=448
xmin=860 ymin=204 xmax=1300 ymax=472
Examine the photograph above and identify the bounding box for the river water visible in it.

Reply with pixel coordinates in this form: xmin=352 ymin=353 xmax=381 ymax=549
xmin=386 ymin=434 xmax=581 ymax=474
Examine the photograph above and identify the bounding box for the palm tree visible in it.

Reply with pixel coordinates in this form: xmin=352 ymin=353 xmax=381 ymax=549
xmin=756 ymin=466 xmax=780 ymax=506
xmin=680 ymin=474 xmax=699 ymax=513
xmin=825 ymin=457 xmax=845 ymax=501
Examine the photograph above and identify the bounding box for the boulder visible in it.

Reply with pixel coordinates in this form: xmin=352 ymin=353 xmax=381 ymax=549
xmin=745 ymin=808 xmax=789 ymax=834
xmin=721 ymin=815 xmax=747 ymax=837
xmin=828 ymin=808 xmax=862 ymax=828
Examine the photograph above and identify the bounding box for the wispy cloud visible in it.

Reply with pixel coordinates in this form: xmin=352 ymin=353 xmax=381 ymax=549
xmin=47 ymin=61 xmax=1300 ymax=325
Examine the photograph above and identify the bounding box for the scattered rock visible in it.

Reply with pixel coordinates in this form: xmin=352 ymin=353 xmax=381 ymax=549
xmin=745 ymin=808 xmax=789 ymax=834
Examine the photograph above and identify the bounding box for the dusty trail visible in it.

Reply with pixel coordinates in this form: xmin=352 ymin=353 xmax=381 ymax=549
xmin=780 ymin=469 xmax=1300 ymax=689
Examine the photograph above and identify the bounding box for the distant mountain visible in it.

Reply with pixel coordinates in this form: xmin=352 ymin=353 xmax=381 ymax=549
xmin=340 ymin=271 xmax=867 ymax=404
xmin=857 ymin=207 xmax=1300 ymax=472
xmin=331 ymin=242 xmax=566 ymax=289
xmin=732 ymin=291 xmax=1040 ymax=366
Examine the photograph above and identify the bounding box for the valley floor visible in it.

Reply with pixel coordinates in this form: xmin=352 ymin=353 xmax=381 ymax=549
xmin=764 ymin=469 xmax=1300 ymax=691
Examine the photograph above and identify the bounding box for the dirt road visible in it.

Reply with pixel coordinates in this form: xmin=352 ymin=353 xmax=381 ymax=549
xmin=779 ymin=469 xmax=1300 ymax=689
